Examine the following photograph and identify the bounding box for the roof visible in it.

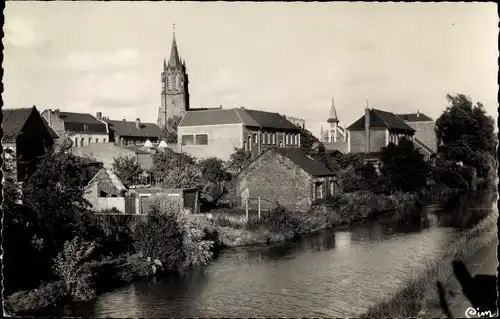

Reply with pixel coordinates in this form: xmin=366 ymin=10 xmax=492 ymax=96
xmin=57 ymin=111 xmax=108 ymax=134
xmin=178 ymin=107 xmax=300 ymax=131
xmin=2 ymin=108 xmax=33 ymax=142
xmin=86 ymin=167 xmax=127 ymax=193
xmin=275 ymin=147 xmax=336 ymax=177
xmin=327 ymin=97 xmax=339 ymax=123
xmin=105 ymin=119 xmax=161 ymax=138
xmin=347 ymin=108 xmax=415 ymax=132
xmin=2 ymin=107 xmax=58 ymax=142
xmin=396 ymin=112 xmax=434 ymax=122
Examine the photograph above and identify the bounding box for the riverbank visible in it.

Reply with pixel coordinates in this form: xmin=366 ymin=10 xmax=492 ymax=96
xmin=360 ymin=206 xmax=498 ymax=318
xmin=208 ymin=191 xmax=426 ymax=248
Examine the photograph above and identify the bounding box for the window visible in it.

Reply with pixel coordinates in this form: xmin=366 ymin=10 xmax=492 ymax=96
xmin=253 ymin=133 xmax=258 ymax=144
xmin=195 ymin=134 xmax=208 ymax=145
xmin=167 ymin=75 xmax=173 ymax=89
xmin=243 ymin=141 xmax=247 ymax=151
xmin=103 ymin=138 xmax=107 ymax=143
xmin=314 ymin=182 xmax=323 ymax=200
xmin=88 ymin=138 xmax=92 ymax=145
xmin=84 ymin=124 xmax=89 ymax=131
xmin=80 ymin=137 xmax=84 ymax=146
xmin=272 ymin=133 xmax=276 ymax=145
xmin=181 ymin=134 xmax=195 ymax=146
xmin=330 ymin=181 xmax=336 ymax=196
xmin=95 ymin=138 xmax=99 ymax=143
xmin=99 ymin=191 xmax=108 ymax=198
xmin=74 ymin=138 xmax=78 ymax=147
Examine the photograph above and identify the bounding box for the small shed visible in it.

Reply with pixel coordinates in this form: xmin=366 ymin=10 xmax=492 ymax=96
xmin=84 ymin=167 xmax=128 ymax=213
xmin=128 ymin=187 xmax=200 ymax=215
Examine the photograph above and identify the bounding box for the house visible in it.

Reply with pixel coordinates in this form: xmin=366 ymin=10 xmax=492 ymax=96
xmin=396 ymin=111 xmax=437 ymax=155
xmin=84 ymin=167 xmax=129 ymax=213
xmin=2 ymin=106 xmax=58 ymax=181
xmin=235 ymin=147 xmax=340 ymax=212
xmin=71 ymin=142 xmax=155 ymax=172
xmin=129 ymin=187 xmax=200 ymax=214
xmin=177 ymin=107 xmax=302 ymax=161
xmin=41 ymin=109 xmax=109 ymax=147
xmin=100 ymin=113 xmax=162 ymax=146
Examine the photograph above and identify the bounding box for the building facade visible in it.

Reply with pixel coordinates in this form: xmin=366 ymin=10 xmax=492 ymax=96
xmin=41 ymin=109 xmax=109 ymax=147
xmin=100 ymin=113 xmax=162 ymax=146
xmin=396 ymin=111 xmax=437 ymax=153
xmin=84 ymin=167 xmax=128 ymax=213
xmin=3 ymin=106 xmax=57 ymax=181
xmin=157 ymin=28 xmax=190 ymax=128
xmin=177 ymin=108 xmax=302 ymax=161
xmin=347 ymin=107 xmax=416 ymax=155
xmin=235 ymin=148 xmax=340 ymax=212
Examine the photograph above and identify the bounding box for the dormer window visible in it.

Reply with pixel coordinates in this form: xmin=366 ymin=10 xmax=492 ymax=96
xmin=84 ymin=124 xmax=89 ymax=131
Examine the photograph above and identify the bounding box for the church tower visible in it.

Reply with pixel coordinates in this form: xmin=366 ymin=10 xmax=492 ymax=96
xmin=158 ymin=24 xmax=190 ymax=128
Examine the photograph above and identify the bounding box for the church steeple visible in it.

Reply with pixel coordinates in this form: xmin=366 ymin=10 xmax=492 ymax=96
xmin=327 ymin=96 xmax=339 ymax=124
xmin=168 ymin=24 xmax=181 ymax=68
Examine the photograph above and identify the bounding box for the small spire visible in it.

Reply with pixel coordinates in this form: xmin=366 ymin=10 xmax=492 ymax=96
xmin=168 ymin=23 xmax=181 ymax=68
xmin=163 ymin=58 xmax=167 ymax=70
xmin=327 ymin=96 xmax=339 ymax=124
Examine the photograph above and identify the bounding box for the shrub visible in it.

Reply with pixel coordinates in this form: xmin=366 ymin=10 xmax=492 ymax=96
xmin=133 ymin=209 xmax=184 ymax=270
xmin=53 ymin=237 xmax=97 ymax=300
xmin=4 ymin=281 xmax=68 ymax=315
xmin=176 ymin=210 xmax=214 ymax=268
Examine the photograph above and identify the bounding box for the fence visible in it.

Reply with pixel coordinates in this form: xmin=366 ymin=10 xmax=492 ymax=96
xmin=243 ymin=197 xmax=273 ymax=221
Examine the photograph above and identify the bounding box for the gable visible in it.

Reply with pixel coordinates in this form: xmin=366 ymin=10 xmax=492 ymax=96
xmin=2 ymin=108 xmax=33 ymax=142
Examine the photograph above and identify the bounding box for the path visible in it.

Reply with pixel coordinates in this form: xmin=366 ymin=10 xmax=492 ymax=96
xmin=428 ymin=235 xmax=498 ymax=318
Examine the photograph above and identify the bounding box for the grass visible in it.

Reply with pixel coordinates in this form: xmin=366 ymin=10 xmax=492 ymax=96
xmin=208 ymin=191 xmax=423 ymax=248
xmin=4 ymin=281 xmax=69 ymax=316
xmin=360 ymin=208 xmax=498 ymax=318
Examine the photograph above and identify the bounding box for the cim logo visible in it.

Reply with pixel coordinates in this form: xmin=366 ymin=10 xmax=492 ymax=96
xmin=465 ymin=307 xmax=498 ymax=318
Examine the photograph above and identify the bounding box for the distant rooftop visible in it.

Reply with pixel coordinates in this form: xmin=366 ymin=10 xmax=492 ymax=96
xmin=347 ymin=108 xmax=415 ymax=132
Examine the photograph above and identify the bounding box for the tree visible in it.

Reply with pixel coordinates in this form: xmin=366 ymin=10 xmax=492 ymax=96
xmin=161 ymin=115 xmax=182 ymax=144
xmin=299 ymin=127 xmax=320 ymax=149
xmin=379 ymin=138 xmax=430 ymax=193
xmin=112 ymin=155 xmax=142 ymax=187
xmin=227 ymin=148 xmax=252 ymax=174
xmin=435 ymin=94 xmax=496 ymax=179
xmin=198 ymin=157 xmax=231 ymax=182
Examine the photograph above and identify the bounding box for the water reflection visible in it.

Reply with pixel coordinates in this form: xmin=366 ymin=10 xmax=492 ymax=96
xmin=47 ymin=190 xmax=495 ymax=318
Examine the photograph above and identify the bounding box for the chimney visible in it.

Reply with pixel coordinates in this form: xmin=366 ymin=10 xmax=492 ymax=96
xmin=96 ymin=112 xmax=102 ymax=121
xmin=135 ymin=118 xmax=141 ymax=129
xmin=47 ymin=109 xmax=52 ymax=127
xmin=417 ymin=109 xmax=420 ymax=118
xmin=54 ymin=109 xmax=60 ymax=118
xmin=365 ymin=107 xmax=370 ymax=153
xmin=123 ymin=118 xmax=126 ymax=121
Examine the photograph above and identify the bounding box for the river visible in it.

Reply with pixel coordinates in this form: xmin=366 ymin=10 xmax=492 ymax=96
xmin=47 ymin=189 xmax=496 ymax=317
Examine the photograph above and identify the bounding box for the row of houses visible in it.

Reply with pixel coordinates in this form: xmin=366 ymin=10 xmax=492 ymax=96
xmin=3 ymin=102 xmax=437 ymax=214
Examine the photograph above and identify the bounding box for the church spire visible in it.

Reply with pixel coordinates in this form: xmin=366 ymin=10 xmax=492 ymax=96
xmin=168 ymin=23 xmax=181 ymax=68
xmin=327 ymin=96 xmax=339 ymax=123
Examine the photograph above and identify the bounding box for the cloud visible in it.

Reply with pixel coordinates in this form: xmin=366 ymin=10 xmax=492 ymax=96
xmin=63 ymin=49 xmax=140 ymax=72
xmin=4 ymin=18 xmax=47 ymax=48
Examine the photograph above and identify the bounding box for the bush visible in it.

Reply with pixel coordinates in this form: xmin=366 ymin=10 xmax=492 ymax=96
xmin=133 ymin=209 xmax=184 ymax=271
xmin=4 ymin=281 xmax=68 ymax=315
xmin=176 ymin=210 xmax=214 ymax=268
xmin=53 ymin=237 xmax=97 ymax=300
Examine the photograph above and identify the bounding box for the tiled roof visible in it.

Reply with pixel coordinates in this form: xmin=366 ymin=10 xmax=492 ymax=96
xmin=347 ymin=108 xmax=415 ymax=132
xmin=178 ymin=107 xmax=300 ymax=131
xmin=2 ymin=106 xmax=58 ymax=142
xmin=396 ymin=113 xmax=434 ymax=122
xmin=58 ymin=112 xmax=108 ymax=134
xmin=2 ymin=108 xmax=33 ymax=142
xmin=275 ymin=147 xmax=336 ymax=177
xmin=105 ymin=119 xmax=161 ymax=138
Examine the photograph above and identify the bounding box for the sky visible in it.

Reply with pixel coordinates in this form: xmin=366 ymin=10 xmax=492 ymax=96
xmin=3 ymin=2 xmax=499 ymax=138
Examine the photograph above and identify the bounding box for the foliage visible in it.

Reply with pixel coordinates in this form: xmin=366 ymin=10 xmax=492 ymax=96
xmin=160 ymin=115 xmax=182 ymax=144
xmin=299 ymin=127 xmax=320 ymax=149
xmin=133 ymin=206 xmax=184 ymax=270
xmin=337 ymin=153 xmax=365 ymax=171
xmin=227 ymin=147 xmax=252 ymax=174
xmin=379 ymin=138 xmax=430 ymax=193
xmin=435 ymin=94 xmax=496 ymax=179
xmin=176 ymin=210 xmax=214 ymax=268
xmin=198 ymin=157 xmax=231 ymax=183
xmin=112 ymin=155 xmax=142 ymax=187
xmin=4 ymin=281 xmax=68 ymax=315
xmin=133 ymin=205 xmax=213 ymax=271
xmin=53 ymin=237 xmax=97 ymax=300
